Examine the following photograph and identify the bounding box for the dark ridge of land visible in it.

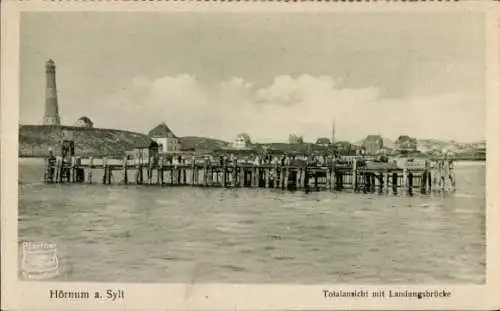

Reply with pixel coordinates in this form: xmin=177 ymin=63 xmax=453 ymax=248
xmin=178 ymin=136 xmax=229 ymax=152
xmin=19 ymin=125 xmax=153 ymax=157
xmin=18 ymin=125 xmax=486 ymax=161
xmin=19 ymin=125 xmax=231 ymax=157
xmin=253 ymin=143 xmax=332 ymax=154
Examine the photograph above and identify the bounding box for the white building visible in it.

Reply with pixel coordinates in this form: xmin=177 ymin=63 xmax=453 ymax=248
xmin=75 ymin=116 xmax=94 ymax=128
xmin=232 ymin=133 xmax=251 ymax=149
xmin=148 ymin=122 xmax=181 ymax=153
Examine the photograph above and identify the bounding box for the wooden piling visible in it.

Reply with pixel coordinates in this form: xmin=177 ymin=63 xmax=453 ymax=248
xmin=352 ymin=159 xmax=358 ymax=191
xmin=378 ymin=172 xmax=384 ymax=191
xmin=177 ymin=165 xmax=182 ymax=185
xmin=135 ymin=159 xmax=140 ymax=185
xmin=147 ymin=159 xmax=153 ymax=185
xmin=102 ymin=157 xmax=108 ymax=185
xmin=295 ymin=168 xmax=301 ymax=190
xmin=222 ymin=160 xmax=227 ymax=188
xmin=240 ymin=167 xmax=246 ymax=188
xmin=208 ymin=167 xmax=213 ymax=186
xmin=325 ymin=168 xmax=331 ymax=190
xmin=69 ymin=156 xmax=75 ymax=183
xmin=204 ymin=161 xmax=210 ymax=187
xmin=86 ymin=157 xmax=93 ymax=184
xmin=284 ymin=168 xmax=290 ymax=190
xmin=53 ymin=159 xmax=59 ymax=183
xmin=392 ymin=172 xmax=398 ymax=191
xmin=330 ymin=161 xmax=336 ymax=190
xmin=332 ymin=168 xmax=338 ymax=191
xmin=44 ymin=159 xmax=52 ymax=183
xmin=256 ymin=167 xmax=261 ymax=188
xmin=232 ymin=159 xmax=237 ymax=187
xmin=159 ymin=159 xmax=164 ymax=186
xmin=273 ymin=164 xmax=279 ymax=188
xmin=427 ymin=170 xmax=432 ymax=192
xmin=407 ymin=172 xmax=413 ymax=190
xmin=262 ymin=168 xmax=268 ymax=188
xmin=123 ymin=157 xmax=128 ymax=185
xmin=107 ymin=165 xmax=112 ymax=185
xmin=279 ymin=167 xmax=284 ymax=189
xmin=58 ymin=158 xmax=64 ymax=184
xmin=191 ymin=162 xmax=196 ymax=186
xmin=299 ymin=166 xmax=307 ymax=189
xmin=420 ymin=170 xmax=427 ymax=193
xmin=402 ymin=166 xmax=408 ymax=191
xmin=364 ymin=172 xmax=370 ymax=192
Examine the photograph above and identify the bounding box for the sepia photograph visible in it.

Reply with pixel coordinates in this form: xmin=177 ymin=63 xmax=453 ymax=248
xmin=2 ymin=1 xmax=499 ymax=310
xmin=17 ymin=10 xmax=487 ymax=284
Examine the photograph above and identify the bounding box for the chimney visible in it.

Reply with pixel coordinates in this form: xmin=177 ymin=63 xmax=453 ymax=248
xmin=43 ymin=59 xmax=61 ymax=126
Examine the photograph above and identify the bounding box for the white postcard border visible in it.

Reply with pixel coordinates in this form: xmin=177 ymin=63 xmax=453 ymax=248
xmin=2 ymin=1 xmax=499 ymax=310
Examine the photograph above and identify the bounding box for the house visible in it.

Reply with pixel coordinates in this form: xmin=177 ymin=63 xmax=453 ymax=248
xmin=75 ymin=116 xmax=94 ymax=128
xmin=288 ymin=134 xmax=304 ymax=144
xmin=472 ymin=141 xmax=486 ymax=150
xmin=362 ymin=135 xmax=384 ymax=155
xmin=148 ymin=122 xmax=181 ymax=154
xmin=232 ymin=133 xmax=251 ymax=149
xmin=395 ymin=135 xmax=417 ymax=152
xmin=334 ymin=141 xmax=354 ymax=155
xmin=315 ymin=137 xmax=331 ymax=146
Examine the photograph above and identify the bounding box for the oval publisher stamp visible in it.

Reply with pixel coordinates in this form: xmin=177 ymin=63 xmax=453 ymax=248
xmin=20 ymin=242 xmax=60 ymax=280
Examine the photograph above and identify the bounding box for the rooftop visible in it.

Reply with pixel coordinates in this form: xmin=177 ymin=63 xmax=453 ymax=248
xmin=148 ymin=122 xmax=178 ymax=139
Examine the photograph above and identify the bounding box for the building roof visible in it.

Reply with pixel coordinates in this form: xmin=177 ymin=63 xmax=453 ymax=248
xmin=365 ymin=135 xmax=383 ymax=141
xmin=396 ymin=135 xmax=416 ymax=142
xmin=77 ymin=116 xmax=93 ymax=124
xmin=235 ymin=133 xmax=251 ymax=143
xmin=148 ymin=122 xmax=178 ymax=139
xmin=316 ymin=137 xmax=331 ymax=144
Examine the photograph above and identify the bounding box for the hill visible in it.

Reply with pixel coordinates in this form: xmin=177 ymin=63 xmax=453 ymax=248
xmin=353 ymin=137 xmax=395 ymax=148
xmin=179 ymin=136 xmax=229 ymax=152
xmin=19 ymin=125 xmax=152 ymax=157
xmin=19 ymin=125 xmax=232 ymax=157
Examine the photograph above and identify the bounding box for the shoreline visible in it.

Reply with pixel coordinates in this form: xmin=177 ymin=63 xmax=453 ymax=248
xmin=17 ymin=155 xmax=487 ymax=162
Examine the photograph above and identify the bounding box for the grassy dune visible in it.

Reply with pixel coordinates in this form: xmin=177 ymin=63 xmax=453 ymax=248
xmin=19 ymin=125 xmax=230 ymax=157
xmin=19 ymin=125 xmax=152 ymax=157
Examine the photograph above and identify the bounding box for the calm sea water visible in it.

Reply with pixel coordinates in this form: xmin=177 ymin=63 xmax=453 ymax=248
xmin=18 ymin=158 xmax=485 ymax=284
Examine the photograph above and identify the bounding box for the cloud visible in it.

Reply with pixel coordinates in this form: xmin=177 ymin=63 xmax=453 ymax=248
xmin=95 ymin=74 xmax=484 ymax=143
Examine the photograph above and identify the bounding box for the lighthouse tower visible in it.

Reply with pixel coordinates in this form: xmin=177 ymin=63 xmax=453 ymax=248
xmin=43 ymin=59 xmax=61 ymax=126
xmin=331 ymin=119 xmax=336 ymax=145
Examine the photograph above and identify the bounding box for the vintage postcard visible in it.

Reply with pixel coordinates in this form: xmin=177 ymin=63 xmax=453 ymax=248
xmin=1 ymin=0 xmax=499 ymax=310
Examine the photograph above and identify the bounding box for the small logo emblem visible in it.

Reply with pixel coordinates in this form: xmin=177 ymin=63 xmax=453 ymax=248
xmin=21 ymin=242 xmax=60 ymax=280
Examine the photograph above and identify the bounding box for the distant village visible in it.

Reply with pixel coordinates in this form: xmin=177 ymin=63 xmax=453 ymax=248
xmin=145 ymin=123 xmax=486 ymax=159
xmin=75 ymin=116 xmax=486 ymax=160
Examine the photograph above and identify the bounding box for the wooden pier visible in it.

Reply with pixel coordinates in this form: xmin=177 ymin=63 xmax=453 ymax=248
xmin=43 ymin=155 xmax=456 ymax=194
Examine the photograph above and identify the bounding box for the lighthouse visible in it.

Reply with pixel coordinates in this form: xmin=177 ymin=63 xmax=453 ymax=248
xmin=43 ymin=59 xmax=61 ymax=126
xmin=331 ymin=118 xmax=336 ymax=145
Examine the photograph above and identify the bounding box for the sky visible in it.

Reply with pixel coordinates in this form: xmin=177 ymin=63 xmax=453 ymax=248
xmin=20 ymin=12 xmax=486 ymax=143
